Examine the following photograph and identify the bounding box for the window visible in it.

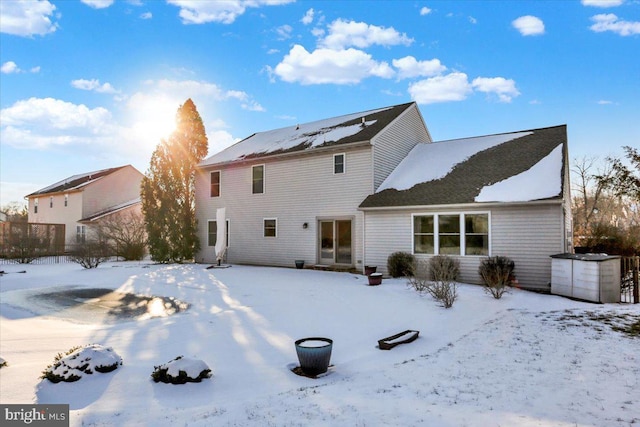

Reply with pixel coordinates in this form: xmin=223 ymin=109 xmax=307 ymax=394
xmin=210 ymin=171 xmax=220 ymax=197
xmin=413 ymin=213 xmax=489 ymax=256
xmin=34 ymin=198 xmax=38 ymax=214
xmin=252 ymin=165 xmax=264 ymax=194
xmin=465 ymin=214 xmax=489 ymax=255
xmin=438 ymin=215 xmax=460 ymax=255
xmin=334 ymin=153 xmax=345 ymax=174
xmin=76 ymin=225 xmax=86 ymax=243
xmin=49 ymin=196 xmax=53 ymax=208
xmin=413 ymin=215 xmax=434 ymax=254
xmin=64 ymin=194 xmax=68 ymax=207
xmin=208 ymin=220 xmax=230 ymax=247
xmin=264 ymin=218 xmax=277 ymax=237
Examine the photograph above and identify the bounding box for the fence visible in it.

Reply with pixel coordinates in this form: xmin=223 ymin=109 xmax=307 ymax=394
xmin=0 ymin=222 xmax=66 ymax=264
xmin=621 ymin=256 xmax=639 ymax=304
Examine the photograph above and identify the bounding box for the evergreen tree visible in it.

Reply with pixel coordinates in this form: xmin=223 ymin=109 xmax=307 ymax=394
xmin=141 ymin=99 xmax=208 ymax=262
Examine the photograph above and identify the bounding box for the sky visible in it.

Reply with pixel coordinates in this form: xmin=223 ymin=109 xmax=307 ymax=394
xmin=1 ymin=0 xmax=639 ymax=206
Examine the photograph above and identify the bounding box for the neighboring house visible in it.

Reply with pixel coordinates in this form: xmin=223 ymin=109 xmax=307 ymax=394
xmin=26 ymin=165 xmax=144 ymax=250
xmin=195 ymin=102 xmax=571 ymax=290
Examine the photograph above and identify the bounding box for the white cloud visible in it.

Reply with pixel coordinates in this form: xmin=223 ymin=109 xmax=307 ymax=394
xmin=590 ymin=13 xmax=640 ymax=36
xmin=0 ymin=0 xmax=58 ymax=37
xmin=392 ymin=56 xmax=446 ymax=79
xmin=1 ymin=61 xmax=19 ymax=74
xmin=420 ymin=7 xmax=432 ymax=16
xmin=167 ymin=0 xmax=294 ymax=25
xmin=469 ymin=16 xmax=477 ymax=24
xmin=472 ymin=77 xmax=520 ymax=103
xmin=512 ymin=15 xmax=545 ymax=36
xmin=1 ymin=61 xmax=40 ymax=74
xmin=408 ymin=72 xmax=473 ymax=104
xmin=597 ymin=100 xmax=614 ymax=104
xmin=81 ymin=0 xmax=114 ymax=9
xmin=301 ymin=8 xmax=314 ymax=25
xmin=319 ymin=19 xmax=413 ymax=50
xmin=581 ymin=0 xmax=624 ymax=7
xmin=0 ymin=97 xmax=115 ymax=149
xmin=140 ymin=12 xmax=152 ymax=20
xmin=71 ymin=79 xmax=120 ymax=94
xmin=272 ymin=44 xmax=394 ymax=85
xmin=275 ymin=24 xmax=292 ymax=40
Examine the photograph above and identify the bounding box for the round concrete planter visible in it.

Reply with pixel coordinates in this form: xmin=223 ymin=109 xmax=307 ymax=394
xmin=294 ymin=337 xmax=333 ymax=376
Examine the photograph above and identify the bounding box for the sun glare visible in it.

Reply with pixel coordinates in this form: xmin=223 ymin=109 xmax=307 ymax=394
xmin=130 ymin=95 xmax=178 ymax=149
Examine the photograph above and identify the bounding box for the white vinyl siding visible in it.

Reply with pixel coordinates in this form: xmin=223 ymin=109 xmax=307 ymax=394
xmin=372 ymin=104 xmax=431 ymax=190
xmin=195 ymin=146 xmax=372 ymax=267
xmin=364 ymin=203 xmax=564 ymax=290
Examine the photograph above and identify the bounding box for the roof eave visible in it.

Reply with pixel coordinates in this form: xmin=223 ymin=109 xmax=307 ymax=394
xmin=359 ymin=198 xmax=564 ymax=212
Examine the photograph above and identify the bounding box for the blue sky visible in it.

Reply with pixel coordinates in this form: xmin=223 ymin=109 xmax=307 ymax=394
xmin=1 ymin=0 xmax=638 ymax=206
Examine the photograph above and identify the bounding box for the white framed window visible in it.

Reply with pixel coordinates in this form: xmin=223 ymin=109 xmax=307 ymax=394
xmin=34 ymin=198 xmax=38 ymax=214
xmin=64 ymin=194 xmax=68 ymax=207
xmin=252 ymin=165 xmax=264 ymax=194
xmin=208 ymin=219 xmax=230 ymax=247
xmin=334 ymin=153 xmax=346 ymax=174
xmin=412 ymin=212 xmax=490 ymax=256
xmin=76 ymin=225 xmax=86 ymax=243
xmin=263 ymin=218 xmax=277 ymax=238
xmin=49 ymin=196 xmax=53 ymax=208
xmin=210 ymin=171 xmax=221 ymax=197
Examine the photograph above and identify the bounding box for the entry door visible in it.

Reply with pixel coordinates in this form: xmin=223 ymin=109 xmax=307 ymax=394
xmin=319 ymin=220 xmax=352 ymax=265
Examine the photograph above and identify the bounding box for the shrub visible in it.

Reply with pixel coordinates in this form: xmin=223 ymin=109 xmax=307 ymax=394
xmin=151 ymin=356 xmax=212 ymax=384
xmin=407 ymin=256 xmax=459 ymax=308
xmin=479 ymin=256 xmax=515 ymax=299
xmin=41 ymin=344 xmax=122 ymax=383
xmin=0 ymin=357 xmax=7 ymax=368
xmin=70 ymin=240 xmax=111 ymax=269
xmin=387 ymin=251 xmax=416 ymax=278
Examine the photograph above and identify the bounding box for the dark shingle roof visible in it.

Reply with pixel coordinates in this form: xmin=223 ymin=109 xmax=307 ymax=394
xmin=200 ymin=102 xmax=416 ymax=166
xmin=26 ymin=166 xmax=128 ymax=197
xmin=360 ymin=125 xmax=567 ymax=208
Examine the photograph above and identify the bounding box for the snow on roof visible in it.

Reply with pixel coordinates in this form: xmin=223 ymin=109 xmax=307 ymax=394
xmin=377 ymin=131 xmax=533 ymax=192
xmin=200 ymin=105 xmax=401 ymax=166
xmin=79 ymin=198 xmax=141 ymax=222
xmin=27 ymin=166 xmax=127 ymax=197
xmin=360 ymin=125 xmax=567 ymax=208
xmin=475 ymin=144 xmax=564 ymax=202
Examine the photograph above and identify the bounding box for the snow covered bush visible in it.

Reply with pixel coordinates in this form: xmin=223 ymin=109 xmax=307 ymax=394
xmin=479 ymin=256 xmax=515 ymax=299
xmin=387 ymin=251 xmax=415 ymax=277
xmin=407 ymin=256 xmax=459 ymax=308
xmin=0 ymin=356 xmax=7 ymax=368
xmin=41 ymin=344 xmax=123 ymax=383
xmin=151 ymin=356 xmax=212 ymax=384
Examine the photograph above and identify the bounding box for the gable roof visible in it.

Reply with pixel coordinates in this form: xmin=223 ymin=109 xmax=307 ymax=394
xmin=26 ymin=166 xmax=129 ymax=197
xmin=360 ymin=125 xmax=567 ymax=209
xmin=200 ymin=102 xmax=416 ymax=166
xmin=79 ymin=198 xmax=141 ymax=222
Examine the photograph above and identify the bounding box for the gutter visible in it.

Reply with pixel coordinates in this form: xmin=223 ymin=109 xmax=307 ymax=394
xmin=358 ymin=198 xmax=564 ymax=212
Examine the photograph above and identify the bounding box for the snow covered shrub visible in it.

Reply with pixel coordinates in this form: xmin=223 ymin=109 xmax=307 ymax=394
xmin=407 ymin=256 xmax=459 ymax=308
xmin=387 ymin=251 xmax=415 ymax=278
xmin=479 ymin=256 xmax=515 ymax=299
xmin=151 ymin=356 xmax=212 ymax=384
xmin=0 ymin=357 xmax=7 ymax=368
xmin=41 ymin=344 xmax=123 ymax=383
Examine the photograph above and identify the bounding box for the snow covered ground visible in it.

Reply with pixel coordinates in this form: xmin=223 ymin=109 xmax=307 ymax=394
xmin=1 ymin=261 xmax=639 ymax=426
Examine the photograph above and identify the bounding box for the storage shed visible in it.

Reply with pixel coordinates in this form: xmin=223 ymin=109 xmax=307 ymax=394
xmin=550 ymin=253 xmax=621 ymax=303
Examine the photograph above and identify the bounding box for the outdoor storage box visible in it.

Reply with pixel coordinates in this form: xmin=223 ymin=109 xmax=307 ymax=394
xmin=550 ymin=253 xmax=621 ymax=303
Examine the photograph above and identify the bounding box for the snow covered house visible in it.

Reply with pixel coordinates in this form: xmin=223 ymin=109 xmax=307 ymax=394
xmin=26 ymin=165 xmax=144 ymax=250
xmin=195 ymin=102 xmax=571 ymax=290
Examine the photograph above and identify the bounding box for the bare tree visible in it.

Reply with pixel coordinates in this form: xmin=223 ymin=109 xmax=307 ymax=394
xmin=571 ymin=156 xmax=613 ymax=243
xmin=94 ymin=210 xmax=147 ymax=260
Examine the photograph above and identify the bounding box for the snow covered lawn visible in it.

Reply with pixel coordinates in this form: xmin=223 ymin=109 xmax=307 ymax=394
xmin=1 ymin=261 xmax=639 ymax=426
